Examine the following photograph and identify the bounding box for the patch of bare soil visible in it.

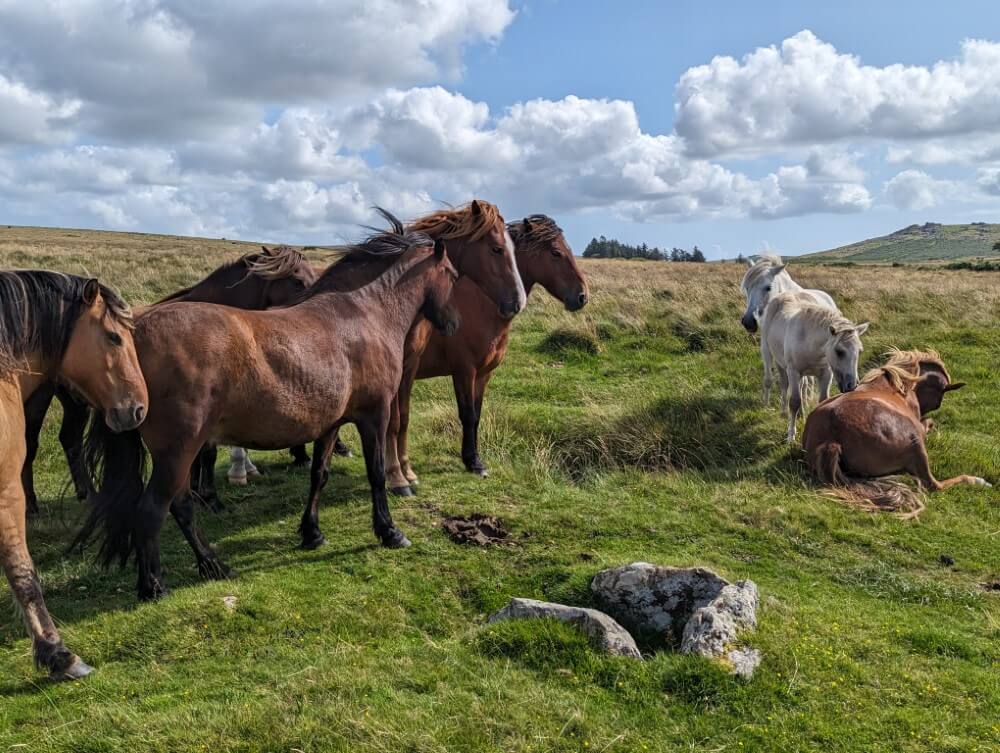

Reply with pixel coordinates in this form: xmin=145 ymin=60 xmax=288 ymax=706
xmin=442 ymin=514 xmax=513 ymax=546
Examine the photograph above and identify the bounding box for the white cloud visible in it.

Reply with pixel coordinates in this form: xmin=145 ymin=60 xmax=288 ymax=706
xmin=0 ymin=73 xmax=79 ymax=145
xmin=675 ymin=31 xmax=1000 ymax=157
xmin=883 ymin=170 xmax=955 ymax=210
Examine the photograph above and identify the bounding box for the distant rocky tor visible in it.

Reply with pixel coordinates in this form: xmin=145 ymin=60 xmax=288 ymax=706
xmin=488 ymin=563 xmax=761 ymax=678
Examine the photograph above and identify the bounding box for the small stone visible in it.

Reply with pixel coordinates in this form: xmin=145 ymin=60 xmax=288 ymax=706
xmin=725 ymin=648 xmax=762 ymax=679
xmin=222 ymin=595 xmax=237 ymax=611
xmin=488 ymin=598 xmax=641 ymax=659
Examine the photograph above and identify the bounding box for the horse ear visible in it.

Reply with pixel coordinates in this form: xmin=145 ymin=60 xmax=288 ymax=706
xmin=746 ymin=257 xmax=754 ymax=267
xmin=434 ymin=238 xmax=446 ymax=259
xmin=774 ymin=264 xmax=787 ymax=274
xmin=829 ymin=325 xmax=837 ymax=336
xmin=82 ymin=278 xmax=100 ymax=306
xmin=470 ymin=199 xmax=483 ymax=216
xmin=523 ymin=218 xmax=533 ymax=233
xmin=945 ymin=381 xmax=967 ymax=391
xmin=854 ymin=322 xmax=870 ymax=336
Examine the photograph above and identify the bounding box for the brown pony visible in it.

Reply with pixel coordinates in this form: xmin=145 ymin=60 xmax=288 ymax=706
xmin=802 ymin=349 xmax=991 ymax=518
xmin=21 ymin=245 xmax=321 ymax=516
xmin=0 ymin=271 xmax=146 ymax=679
xmin=386 ymin=215 xmax=588 ymax=491
xmin=76 ymin=218 xmax=465 ymax=601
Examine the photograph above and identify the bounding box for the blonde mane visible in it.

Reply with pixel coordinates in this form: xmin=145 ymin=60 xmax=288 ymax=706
xmin=408 ymin=200 xmax=504 ymax=242
xmin=740 ymin=254 xmax=785 ymax=292
xmin=244 ymin=245 xmax=312 ymax=281
xmin=862 ymin=349 xmax=950 ymax=395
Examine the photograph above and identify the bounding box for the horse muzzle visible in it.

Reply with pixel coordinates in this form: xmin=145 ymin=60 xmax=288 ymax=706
xmin=836 ymin=375 xmax=858 ymax=393
xmin=105 ymin=400 xmax=147 ymax=432
xmin=564 ymin=290 xmax=589 ymax=312
xmin=499 ymin=297 xmax=522 ymax=320
xmin=741 ymin=314 xmax=759 ymax=333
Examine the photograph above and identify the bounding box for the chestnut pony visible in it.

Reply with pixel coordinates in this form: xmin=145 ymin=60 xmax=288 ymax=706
xmin=76 ymin=219 xmax=464 ymax=600
xmin=0 ymin=271 xmax=146 ymax=679
xmin=387 ymin=215 xmax=588 ymax=492
xmin=803 ymin=349 xmax=991 ymax=518
xmin=20 ymin=245 xmax=320 ymax=516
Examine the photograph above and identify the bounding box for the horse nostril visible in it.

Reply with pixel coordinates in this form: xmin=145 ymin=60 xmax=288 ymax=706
xmin=578 ymin=292 xmax=588 ymax=306
xmin=133 ymin=404 xmax=147 ymax=424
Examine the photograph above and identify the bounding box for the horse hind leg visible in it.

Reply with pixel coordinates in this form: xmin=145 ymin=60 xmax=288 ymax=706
xmin=227 ymin=447 xmax=249 ymax=485
xmin=904 ymin=443 xmax=992 ymax=492
xmin=0 ymin=481 xmax=91 ymax=679
xmin=785 ymin=369 xmax=803 ymax=443
xmin=298 ymin=431 xmax=338 ymax=549
xmin=170 ymin=492 xmax=233 ymax=580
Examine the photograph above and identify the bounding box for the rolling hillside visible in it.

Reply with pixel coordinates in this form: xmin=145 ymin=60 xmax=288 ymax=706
xmin=800 ymin=222 xmax=1000 ymax=263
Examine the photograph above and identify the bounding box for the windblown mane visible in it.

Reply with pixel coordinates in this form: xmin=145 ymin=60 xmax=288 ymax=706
xmin=0 ymin=270 xmax=132 ymax=375
xmin=409 ymin=200 xmax=503 ymax=242
xmin=303 ymin=208 xmax=434 ymax=297
xmin=507 ymin=215 xmax=564 ymax=249
xmin=862 ymin=348 xmax=949 ymax=395
xmin=740 ymin=254 xmax=785 ymax=292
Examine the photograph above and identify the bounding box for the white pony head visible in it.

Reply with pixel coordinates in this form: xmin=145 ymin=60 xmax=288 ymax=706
xmin=824 ymin=319 xmax=870 ymax=393
xmin=740 ymin=255 xmax=790 ymax=333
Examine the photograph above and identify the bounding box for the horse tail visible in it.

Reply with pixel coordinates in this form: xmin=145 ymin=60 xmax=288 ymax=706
xmin=809 ymin=441 xmax=925 ymax=519
xmin=71 ymin=417 xmax=147 ymax=567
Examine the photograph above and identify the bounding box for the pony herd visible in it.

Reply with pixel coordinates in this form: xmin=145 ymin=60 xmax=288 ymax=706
xmin=0 ymin=201 xmax=588 ymax=680
xmin=740 ymin=255 xmax=991 ymax=514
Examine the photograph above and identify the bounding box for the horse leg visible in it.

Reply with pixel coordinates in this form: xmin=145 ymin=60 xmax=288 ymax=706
xmin=290 ymin=444 xmax=311 ymax=466
xmin=170 ymin=491 xmax=233 ymax=580
xmin=818 ymin=368 xmax=833 ymax=402
xmin=228 ymin=447 xmax=249 ymax=485
xmin=333 ymin=435 xmax=352 ymax=458
xmin=134 ymin=455 xmax=191 ymax=601
xmin=760 ymin=338 xmax=773 ymax=407
xmin=21 ymin=384 xmax=54 ymax=517
xmin=453 ymin=368 xmax=487 ymax=477
xmin=358 ymin=407 xmax=411 ymax=548
xmin=777 ymin=367 xmax=790 ymax=417
xmin=397 ymin=367 xmax=419 ymax=486
xmin=786 ymin=368 xmax=803 ymax=443
xmin=385 ymin=387 xmax=412 ymax=497
xmin=191 ymin=443 xmax=224 ymax=512
xmin=0 ymin=477 xmax=91 ymax=679
xmin=904 ymin=444 xmax=992 ymax=491
xmin=56 ymin=388 xmax=91 ymax=501
xmin=298 ymin=431 xmax=338 ymax=549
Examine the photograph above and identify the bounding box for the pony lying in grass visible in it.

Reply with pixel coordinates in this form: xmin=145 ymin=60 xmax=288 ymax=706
xmin=761 ymin=292 xmax=868 ymax=442
xmin=803 ymin=349 xmax=991 ymax=518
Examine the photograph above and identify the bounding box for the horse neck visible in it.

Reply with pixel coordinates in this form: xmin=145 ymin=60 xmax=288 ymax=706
xmin=162 ymin=264 xmax=265 ymax=308
xmin=772 ymin=270 xmax=802 ymax=295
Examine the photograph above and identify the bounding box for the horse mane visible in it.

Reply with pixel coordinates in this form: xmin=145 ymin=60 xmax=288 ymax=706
xmin=740 ymin=254 xmax=785 ymax=292
xmin=0 ymin=270 xmax=132 ymax=374
xmin=862 ymin=349 xmax=949 ymax=395
xmin=409 ymin=200 xmax=503 ymax=242
xmin=303 ymin=208 xmax=434 ymax=298
xmin=507 ymin=215 xmax=563 ymax=250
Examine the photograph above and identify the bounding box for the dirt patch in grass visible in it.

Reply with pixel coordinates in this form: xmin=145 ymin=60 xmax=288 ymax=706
xmin=442 ymin=514 xmax=514 ymax=546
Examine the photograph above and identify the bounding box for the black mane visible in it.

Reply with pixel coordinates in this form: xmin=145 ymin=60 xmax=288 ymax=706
xmin=0 ymin=270 xmax=130 ymax=376
xmin=507 ymin=214 xmax=563 ymax=249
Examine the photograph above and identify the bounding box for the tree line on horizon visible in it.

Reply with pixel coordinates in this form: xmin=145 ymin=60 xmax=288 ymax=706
xmin=583 ymin=235 xmax=707 ymax=262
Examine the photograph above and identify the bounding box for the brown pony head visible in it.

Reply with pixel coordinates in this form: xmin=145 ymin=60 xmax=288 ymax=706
xmin=508 ymin=215 xmax=589 ymax=311
xmin=0 ymin=271 xmax=147 ymax=432
xmin=862 ymin=349 xmax=965 ymax=416
xmin=243 ymin=245 xmax=319 ymax=308
xmin=409 ymin=200 xmax=525 ymax=319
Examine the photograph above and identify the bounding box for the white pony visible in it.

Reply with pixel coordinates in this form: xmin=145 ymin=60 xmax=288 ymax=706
xmin=761 ymin=293 xmax=869 ymax=442
xmin=740 ymin=255 xmax=838 ymax=334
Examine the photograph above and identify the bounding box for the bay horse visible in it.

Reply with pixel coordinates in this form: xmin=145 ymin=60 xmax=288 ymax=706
xmin=0 ymin=271 xmax=146 ymax=679
xmin=76 ymin=218 xmax=466 ymax=601
xmin=20 ymin=245 xmax=324 ymax=516
xmin=761 ymin=292 xmax=869 ymax=442
xmin=803 ymin=349 xmax=991 ymax=517
xmin=387 ymin=215 xmax=588 ymax=491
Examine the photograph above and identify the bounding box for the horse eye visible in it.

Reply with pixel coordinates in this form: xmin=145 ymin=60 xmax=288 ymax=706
xmin=106 ymin=331 xmax=123 ymax=346
xmin=835 ymin=348 xmax=845 ymax=358
xmin=764 ymin=285 xmax=772 ymax=293
xmin=492 ymin=245 xmax=505 ymax=255
xmin=550 ymin=248 xmax=561 ymax=257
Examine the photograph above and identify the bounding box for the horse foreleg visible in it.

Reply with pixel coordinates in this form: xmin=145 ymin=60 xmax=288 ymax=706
xmin=289 ymin=444 xmax=310 ymax=466
xmin=786 ymin=368 xmax=803 ymax=443
xmin=191 ymin=443 xmax=224 ymax=512
xmin=358 ymin=405 xmax=410 ymax=548
xmin=298 ymin=430 xmax=338 ymax=549
xmin=1 ymin=476 xmax=91 ymax=678
xmin=453 ymin=368 xmax=487 ymax=477
xmin=818 ymin=368 xmax=833 ymax=402
xmin=56 ymin=387 xmax=91 ymax=501
xmin=905 ymin=443 xmax=992 ymax=492
xmin=21 ymin=383 xmax=54 ymax=517
xmin=134 ymin=455 xmax=191 ymax=601
xmin=776 ymin=367 xmax=790 ymax=417
xmin=397 ymin=363 xmax=420 ymax=487
xmin=760 ymin=338 xmax=773 ymax=407
xmin=170 ymin=490 xmax=233 ymax=579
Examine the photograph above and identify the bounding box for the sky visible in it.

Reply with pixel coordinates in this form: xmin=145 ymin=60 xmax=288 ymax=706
xmin=2 ymin=0 xmax=1000 ymax=258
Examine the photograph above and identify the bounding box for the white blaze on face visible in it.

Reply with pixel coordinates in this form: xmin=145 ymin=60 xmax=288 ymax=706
xmin=505 ymin=228 xmax=527 ymax=312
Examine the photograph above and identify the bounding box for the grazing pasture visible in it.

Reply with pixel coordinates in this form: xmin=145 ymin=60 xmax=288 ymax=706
xmin=1 ymin=226 xmax=998 ymax=753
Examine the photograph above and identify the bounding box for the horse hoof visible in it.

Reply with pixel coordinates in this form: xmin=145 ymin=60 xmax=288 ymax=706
xmin=300 ymin=533 xmax=326 ymax=550
xmin=246 ymin=467 xmax=262 ymax=478
xmin=227 ymin=474 xmax=247 ymax=486
xmin=199 ymin=560 xmax=235 ymax=580
xmin=973 ymin=477 xmax=992 ymax=487
xmin=53 ymin=657 xmax=93 ymax=681
xmin=390 ymin=485 xmax=414 ymax=497
xmin=381 ymin=530 xmax=412 ymax=549
xmin=138 ymin=581 xmax=170 ymax=602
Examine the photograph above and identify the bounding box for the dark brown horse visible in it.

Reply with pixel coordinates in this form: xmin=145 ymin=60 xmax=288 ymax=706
xmin=387 ymin=215 xmax=588 ymax=492
xmin=75 ymin=217 xmax=474 ymax=600
xmin=0 ymin=271 xmax=146 ymax=679
xmin=802 ymin=349 xmax=991 ymax=517
xmin=21 ymin=245 xmax=321 ymax=516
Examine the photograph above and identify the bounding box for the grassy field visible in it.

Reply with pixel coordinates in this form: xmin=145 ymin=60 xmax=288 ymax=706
xmin=1 ymin=226 xmax=998 ymax=753
xmin=801 ymin=222 xmax=1000 ymax=263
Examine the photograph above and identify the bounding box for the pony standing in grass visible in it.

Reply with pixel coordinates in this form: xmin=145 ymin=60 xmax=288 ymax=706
xmin=0 ymin=271 xmax=147 ymax=679
xmin=739 ymin=254 xmax=838 ymax=333
xmin=761 ymin=292 xmax=868 ymax=442
xmin=803 ymin=349 xmax=991 ymax=517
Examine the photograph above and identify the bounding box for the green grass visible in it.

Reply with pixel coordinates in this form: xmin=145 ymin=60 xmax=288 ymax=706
xmin=801 ymin=222 xmax=1000 ymax=263
xmin=1 ymin=231 xmax=999 ymax=752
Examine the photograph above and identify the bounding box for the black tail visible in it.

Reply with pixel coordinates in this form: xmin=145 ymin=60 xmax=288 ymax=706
xmin=71 ymin=416 xmax=147 ymax=567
